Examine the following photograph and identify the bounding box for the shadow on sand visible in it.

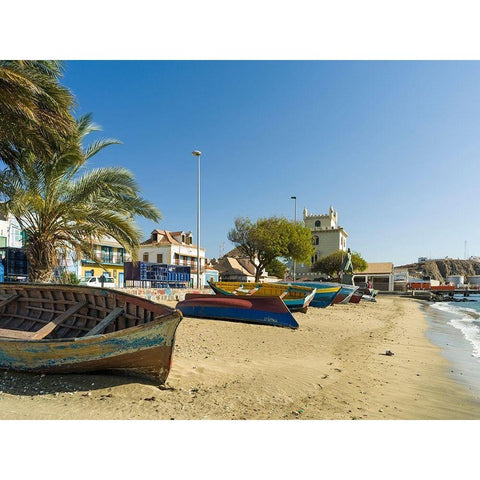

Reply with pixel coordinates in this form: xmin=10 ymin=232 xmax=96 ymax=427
xmin=0 ymin=370 xmax=171 ymax=396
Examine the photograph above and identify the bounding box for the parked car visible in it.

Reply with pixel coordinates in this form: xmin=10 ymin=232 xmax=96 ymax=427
xmin=78 ymin=276 xmax=116 ymax=288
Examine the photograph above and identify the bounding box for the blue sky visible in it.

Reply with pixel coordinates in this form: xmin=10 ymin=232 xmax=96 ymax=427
xmin=63 ymin=61 xmax=480 ymax=266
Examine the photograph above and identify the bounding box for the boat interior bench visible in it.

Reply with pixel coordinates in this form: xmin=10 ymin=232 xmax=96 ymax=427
xmin=0 ymin=300 xmax=88 ymax=340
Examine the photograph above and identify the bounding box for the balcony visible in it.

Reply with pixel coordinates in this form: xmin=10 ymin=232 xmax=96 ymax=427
xmin=82 ymin=256 xmax=124 ymax=266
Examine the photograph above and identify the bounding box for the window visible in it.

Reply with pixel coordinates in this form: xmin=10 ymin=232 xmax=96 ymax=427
xmin=157 ymin=253 xmax=163 ymax=263
xmin=101 ymin=246 xmax=113 ymax=263
xmin=315 ymin=220 xmax=321 ymax=227
xmin=143 ymin=253 xmax=149 ymax=262
xmin=117 ymin=248 xmax=124 ymax=263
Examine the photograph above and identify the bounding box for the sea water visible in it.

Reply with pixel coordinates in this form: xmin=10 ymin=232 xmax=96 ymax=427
xmin=425 ymin=294 xmax=480 ymax=399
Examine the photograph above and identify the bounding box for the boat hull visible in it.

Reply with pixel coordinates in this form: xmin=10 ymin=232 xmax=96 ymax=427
xmin=334 ymin=288 xmax=357 ymax=304
xmin=0 ymin=316 xmax=180 ymax=382
xmin=177 ymin=294 xmax=299 ymax=329
xmin=285 ymin=283 xmax=341 ymax=308
xmin=314 ymin=283 xmax=358 ymax=304
xmin=349 ymin=290 xmax=363 ymax=304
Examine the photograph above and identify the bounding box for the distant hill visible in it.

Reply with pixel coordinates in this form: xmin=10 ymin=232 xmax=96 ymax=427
xmin=395 ymin=259 xmax=480 ymax=282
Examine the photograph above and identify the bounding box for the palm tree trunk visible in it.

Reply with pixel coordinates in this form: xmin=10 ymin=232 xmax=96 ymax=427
xmin=26 ymin=239 xmax=56 ymax=283
xmin=28 ymin=267 xmax=55 ymax=283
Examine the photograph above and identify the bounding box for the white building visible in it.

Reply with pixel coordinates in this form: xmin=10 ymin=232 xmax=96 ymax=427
xmin=352 ymin=262 xmax=394 ymax=292
xmin=211 ymin=247 xmax=268 ymax=282
xmin=0 ymin=213 xmax=23 ymax=248
xmin=296 ymin=205 xmax=348 ymax=276
xmin=138 ymin=229 xmax=207 ymax=287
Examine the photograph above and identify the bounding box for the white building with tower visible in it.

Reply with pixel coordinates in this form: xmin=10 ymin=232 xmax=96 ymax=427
xmin=296 ymin=205 xmax=349 ymax=276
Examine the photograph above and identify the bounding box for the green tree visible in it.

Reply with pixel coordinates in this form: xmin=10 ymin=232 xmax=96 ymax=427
xmin=0 ymin=115 xmax=160 ymax=282
xmin=312 ymin=249 xmax=367 ymax=279
xmin=228 ymin=216 xmax=314 ymax=282
xmin=264 ymin=257 xmax=288 ymax=279
xmin=0 ymin=60 xmax=79 ymax=167
xmin=58 ymin=271 xmax=80 ymax=285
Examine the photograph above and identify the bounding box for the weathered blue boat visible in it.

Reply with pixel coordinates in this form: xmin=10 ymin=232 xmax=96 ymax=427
xmin=208 ymin=280 xmax=316 ymax=312
xmin=176 ymin=293 xmax=299 ymax=329
xmin=279 ymin=283 xmax=341 ymax=308
xmin=290 ymin=282 xmax=357 ymax=305
xmin=0 ymin=284 xmax=182 ymax=384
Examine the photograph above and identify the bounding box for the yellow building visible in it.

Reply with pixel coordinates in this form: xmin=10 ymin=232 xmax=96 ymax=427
xmin=296 ymin=205 xmax=349 ymax=276
xmin=79 ymin=236 xmax=128 ymax=287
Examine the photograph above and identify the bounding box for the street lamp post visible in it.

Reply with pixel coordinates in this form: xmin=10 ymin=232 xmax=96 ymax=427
xmin=290 ymin=196 xmax=297 ymax=281
xmin=192 ymin=150 xmax=202 ymax=289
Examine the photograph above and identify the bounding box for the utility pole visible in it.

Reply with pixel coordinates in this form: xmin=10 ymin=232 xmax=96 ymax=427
xmin=192 ymin=150 xmax=202 ymax=289
xmin=290 ymin=196 xmax=297 ymax=281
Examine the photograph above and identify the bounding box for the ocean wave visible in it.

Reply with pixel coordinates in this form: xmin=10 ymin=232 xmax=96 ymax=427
xmin=430 ymin=302 xmax=480 ymax=319
xmin=430 ymin=302 xmax=463 ymax=315
xmin=449 ymin=316 xmax=480 ymax=358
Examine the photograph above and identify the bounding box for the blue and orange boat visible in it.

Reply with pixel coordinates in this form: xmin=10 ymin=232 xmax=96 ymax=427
xmin=176 ymin=293 xmax=299 ymax=329
xmin=208 ymin=280 xmax=316 ymax=312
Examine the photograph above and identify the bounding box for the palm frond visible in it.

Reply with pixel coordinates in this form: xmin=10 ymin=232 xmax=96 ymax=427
xmin=83 ymin=138 xmax=122 ymax=160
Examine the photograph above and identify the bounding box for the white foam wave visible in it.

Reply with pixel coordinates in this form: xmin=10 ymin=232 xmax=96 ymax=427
xmin=449 ymin=317 xmax=480 ymax=358
xmin=431 ymin=302 xmax=480 ymax=317
xmin=430 ymin=302 xmax=462 ymax=316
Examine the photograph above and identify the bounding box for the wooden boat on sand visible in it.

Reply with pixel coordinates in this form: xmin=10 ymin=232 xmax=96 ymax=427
xmin=176 ymin=293 xmax=299 ymax=329
xmin=310 ymin=282 xmax=358 ymax=304
xmin=282 ymin=282 xmax=341 ymax=308
xmin=0 ymin=284 xmax=182 ymax=384
xmin=349 ymin=289 xmax=363 ymax=304
xmin=288 ymin=282 xmax=357 ymax=305
xmin=333 ymin=285 xmax=358 ymax=304
xmin=208 ymin=280 xmax=316 ymax=312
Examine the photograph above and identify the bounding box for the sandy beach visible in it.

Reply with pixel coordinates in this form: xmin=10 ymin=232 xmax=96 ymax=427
xmin=0 ymin=295 xmax=479 ymax=420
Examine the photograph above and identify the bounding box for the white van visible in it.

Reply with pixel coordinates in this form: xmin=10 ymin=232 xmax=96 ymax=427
xmin=79 ymin=276 xmax=116 ymax=288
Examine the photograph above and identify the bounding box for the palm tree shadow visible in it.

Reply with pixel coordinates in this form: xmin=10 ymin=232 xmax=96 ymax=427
xmin=0 ymin=370 xmax=168 ymax=396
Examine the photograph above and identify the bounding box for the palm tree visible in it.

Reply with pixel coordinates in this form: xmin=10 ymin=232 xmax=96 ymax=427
xmin=0 ymin=60 xmax=79 ymax=167
xmin=0 ymin=115 xmax=160 ymax=282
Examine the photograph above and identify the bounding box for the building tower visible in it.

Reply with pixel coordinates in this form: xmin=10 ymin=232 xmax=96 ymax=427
xmin=296 ymin=205 xmax=348 ymax=276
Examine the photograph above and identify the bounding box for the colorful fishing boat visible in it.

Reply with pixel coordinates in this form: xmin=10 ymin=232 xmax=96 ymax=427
xmin=176 ymin=293 xmax=299 ymax=329
xmin=282 ymin=282 xmax=341 ymax=308
xmin=0 ymin=284 xmax=182 ymax=384
xmin=208 ymin=280 xmax=316 ymax=312
xmin=318 ymin=283 xmax=358 ymax=304
xmin=349 ymin=289 xmax=363 ymax=304
xmin=288 ymin=282 xmax=357 ymax=305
